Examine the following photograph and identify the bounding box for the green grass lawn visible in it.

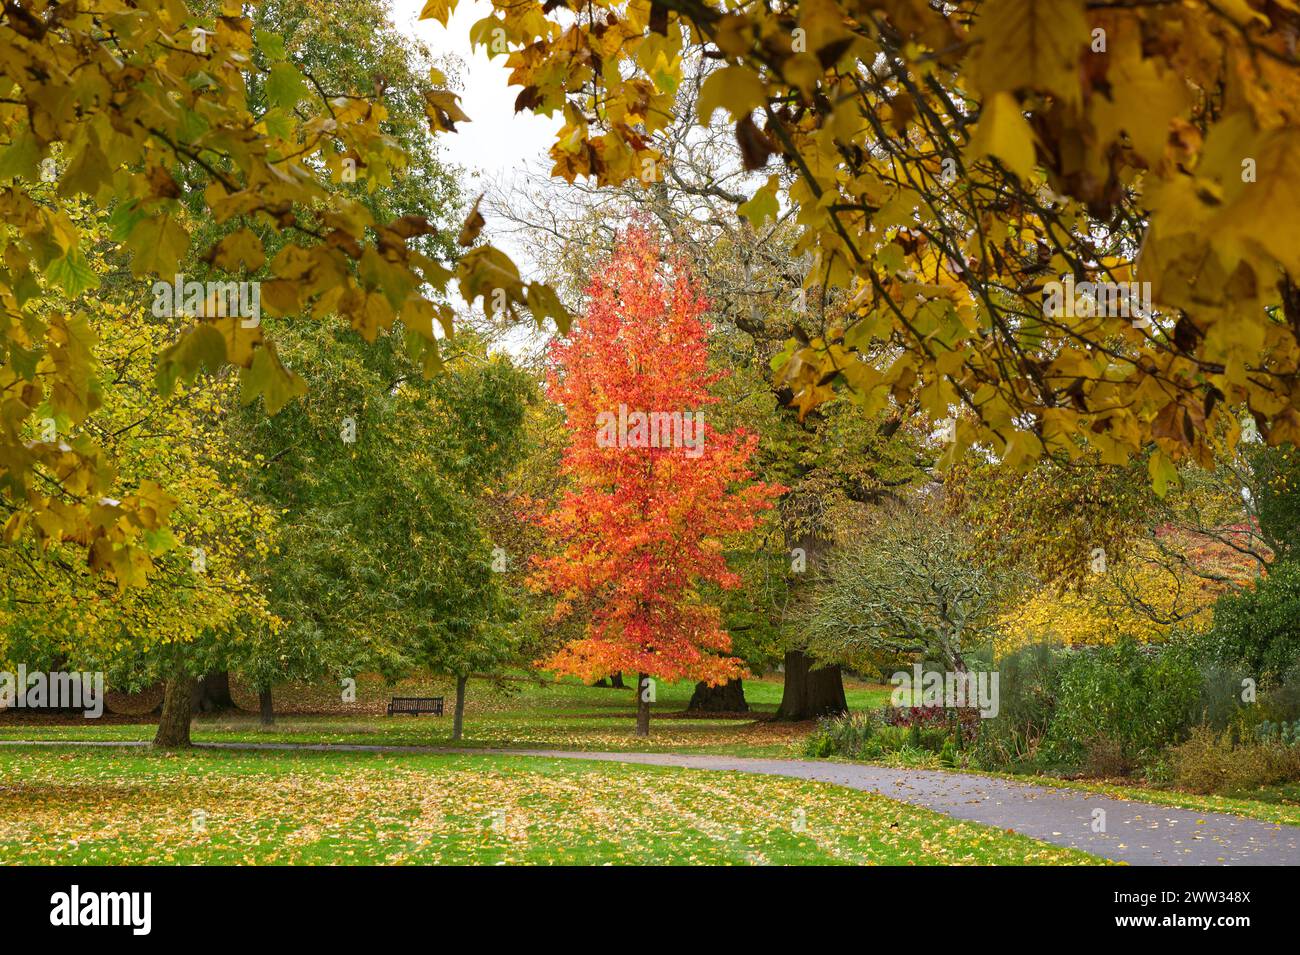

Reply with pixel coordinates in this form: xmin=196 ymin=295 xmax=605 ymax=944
xmin=0 ymin=745 xmax=1103 ymax=865
xmin=5 ymin=671 xmax=1294 ymax=836
xmin=0 ymin=674 xmax=892 ymax=755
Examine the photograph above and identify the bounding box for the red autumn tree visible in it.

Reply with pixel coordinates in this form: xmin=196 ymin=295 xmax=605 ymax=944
xmin=530 ymin=226 xmax=784 ymax=736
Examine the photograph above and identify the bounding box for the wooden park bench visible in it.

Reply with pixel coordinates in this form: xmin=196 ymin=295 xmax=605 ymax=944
xmin=387 ymin=696 xmax=444 ymax=716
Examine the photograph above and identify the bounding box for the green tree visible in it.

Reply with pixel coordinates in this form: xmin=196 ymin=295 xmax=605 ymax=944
xmin=802 ymin=500 xmax=1025 ymax=675
xmin=1246 ymin=443 xmax=1300 ymax=567
xmin=230 ymin=323 xmax=534 ymax=740
xmin=1209 ymin=562 xmax=1300 ymax=686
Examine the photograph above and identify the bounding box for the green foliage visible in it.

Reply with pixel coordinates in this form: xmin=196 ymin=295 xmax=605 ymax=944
xmin=1255 ymin=720 xmax=1300 ymax=746
xmin=182 ymin=0 xmax=468 ymax=315
xmin=1258 ymin=664 xmax=1300 ymax=724
xmin=804 ymin=712 xmax=877 ymax=758
xmin=973 ymin=644 xmax=1068 ymax=770
xmin=975 ymin=638 xmax=1298 ymax=779
xmin=0 ymin=0 xmax=570 ymax=584
xmin=1208 ymin=560 xmax=1300 ymax=684
xmin=803 ymin=711 xmax=953 ymax=761
xmin=226 ymin=322 xmax=535 ymax=691
xmin=1190 ymin=659 xmax=1254 ymax=732
xmin=709 ymin=545 xmax=788 ymax=674
xmin=802 ymin=501 xmax=1026 ymax=672
xmin=1043 ymin=640 xmax=1202 ymax=774
xmin=0 ymin=260 xmax=275 ymax=672
xmin=1245 ymin=443 xmax=1300 ymax=565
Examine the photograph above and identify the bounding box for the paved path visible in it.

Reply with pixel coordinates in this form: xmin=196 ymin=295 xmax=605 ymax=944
xmin=4 ymin=740 xmax=1298 ymax=865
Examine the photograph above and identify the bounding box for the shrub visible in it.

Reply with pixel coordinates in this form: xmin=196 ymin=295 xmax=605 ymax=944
xmin=1083 ymin=735 xmax=1135 ymax=777
xmin=1042 ymin=639 xmax=1201 ymax=774
xmin=1260 ymin=663 xmax=1300 ymax=723
xmin=1188 ymin=642 xmax=1300 ymax=736
xmin=1255 ymin=719 xmax=1300 ymax=745
xmin=1172 ymin=726 xmax=1300 ymax=794
xmin=938 ymin=737 xmax=958 ymax=767
xmin=973 ymin=643 xmax=1067 ymax=769
xmin=1206 ymin=560 xmax=1300 ymax=684
xmin=877 ymin=723 xmax=949 ymax=756
xmin=804 ymin=711 xmax=951 ymax=760
xmin=1193 ymin=661 xmax=1253 ymax=731
xmin=803 ymin=712 xmax=878 ymax=759
xmin=886 ymin=703 xmax=980 ymax=744
xmin=1171 ymin=727 xmax=1238 ymax=794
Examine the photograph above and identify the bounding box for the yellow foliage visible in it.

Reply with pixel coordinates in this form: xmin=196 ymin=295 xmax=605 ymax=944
xmin=421 ymin=0 xmax=1300 ymax=481
xmin=997 ymin=552 xmax=1215 ymax=655
xmin=0 ymin=230 xmax=277 ymax=666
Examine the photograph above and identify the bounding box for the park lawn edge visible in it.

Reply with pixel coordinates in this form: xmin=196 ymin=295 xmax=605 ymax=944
xmin=0 ymin=744 xmax=1107 ymax=866
xmin=4 ymin=721 xmax=1298 ymax=827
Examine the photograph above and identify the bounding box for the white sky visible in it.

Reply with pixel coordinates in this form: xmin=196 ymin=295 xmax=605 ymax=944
xmin=390 ymin=0 xmax=561 ymax=273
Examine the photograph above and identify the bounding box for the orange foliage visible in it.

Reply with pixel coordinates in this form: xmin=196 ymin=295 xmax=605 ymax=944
xmin=529 ymin=227 xmax=784 ymax=684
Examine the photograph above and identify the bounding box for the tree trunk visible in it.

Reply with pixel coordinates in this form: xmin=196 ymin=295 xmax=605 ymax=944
xmin=453 ymin=675 xmax=467 ymax=741
xmin=154 ymin=654 xmax=194 ymax=748
xmin=610 ymin=672 xmax=626 ymax=689
xmin=190 ymin=670 xmax=237 ymax=713
xmin=774 ymin=521 xmax=848 ymax=722
xmin=773 ymin=650 xmax=848 ymax=721
xmin=635 ymin=672 xmax=651 ymax=737
xmin=687 ymin=678 xmax=748 ymax=713
xmin=258 ymin=687 xmax=275 ymax=726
